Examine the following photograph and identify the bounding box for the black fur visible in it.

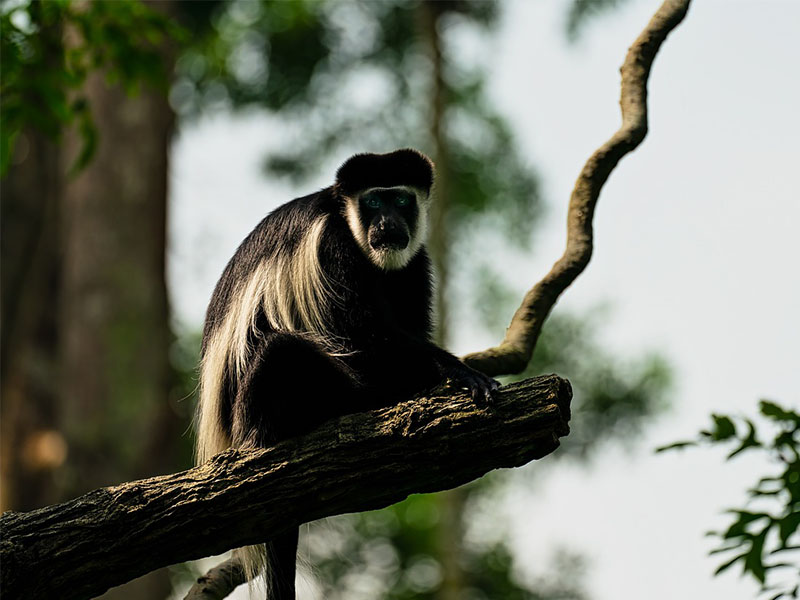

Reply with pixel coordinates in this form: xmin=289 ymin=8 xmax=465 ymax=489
xmin=335 ymin=148 xmax=434 ymax=196
xmin=199 ymin=150 xmax=497 ymax=599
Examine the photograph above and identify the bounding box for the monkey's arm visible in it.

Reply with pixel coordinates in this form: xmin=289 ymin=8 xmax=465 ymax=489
xmin=375 ymin=331 xmax=500 ymax=405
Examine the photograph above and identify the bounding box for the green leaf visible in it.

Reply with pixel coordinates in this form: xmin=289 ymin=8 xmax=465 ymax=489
xmin=710 ymin=414 xmax=737 ymax=441
xmin=67 ymin=105 xmax=97 ymax=175
xmin=727 ymin=419 xmax=761 ymax=459
xmin=709 ymin=543 xmax=745 ymax=555
xmin=778 ymin=512 xmax=800 ymax=547
xmin=769 ymin=545 xmax=800 ymax=554
xmin=655 ymin=441 xmax=696 ymax=453
xmin=721 ymin=510 xmax=769 ymax=540
xmin=743 ymin=528 xmax=768 ymax=583
xmin=714 ymin=551 xmax=748 ymax=576
xmin=0 ymin=126 xmax=19 ymax=177
xmin=749 ymin=488 xmax=782 ymax=498
xmin=761 ymin=401 xmax=800 ymax=424
xmin=775 ymin=430 xmax=800 ymax=452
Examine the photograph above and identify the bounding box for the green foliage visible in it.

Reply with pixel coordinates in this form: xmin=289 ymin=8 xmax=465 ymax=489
xmin=523 ymin=311 xmax=671 ymax=458
xmin=169 ymin=330 xmax=204 ymax=469
xmin=564 ymin=0 xmax=634 ymax=41
xmin=473 ymin=271 xmax=672 ymax=458
xmin=175 ymin=0 xmax=540 ymax=246
xmin=0 ymin=0 xmax=181 ymax=175
xmin=174 ymin=0 xmax=330 ymax=115
xmin=658 ymin=400 xmax=800 ymax=598
xmin=306 ymin=493 xmax=587 ymax=600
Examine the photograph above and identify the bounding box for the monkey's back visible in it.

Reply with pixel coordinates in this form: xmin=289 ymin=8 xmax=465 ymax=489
xmin=201 ymin=189 xmax=337 ymax=353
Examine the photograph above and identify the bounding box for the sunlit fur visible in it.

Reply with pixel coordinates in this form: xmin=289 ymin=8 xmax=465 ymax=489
xmin=196 ymin=217 xmax=338 ymax=464
xmin=343 ymin=186 xmax=429 ymax=271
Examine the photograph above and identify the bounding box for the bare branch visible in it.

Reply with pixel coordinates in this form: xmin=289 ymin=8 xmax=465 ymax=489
xmin=0 ymin=375 xmax=571 ymax=600
xmin=463 ymin=0 xmax=691 ymax=377
xmin=183 ymin=557 xmax=246 ymax=600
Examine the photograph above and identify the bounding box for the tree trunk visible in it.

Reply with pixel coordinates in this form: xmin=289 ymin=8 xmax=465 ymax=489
xmin=59 ymin=48 xmax=175 ymax=496
xmin=57 ymin=2 xmax=178 ymax=596
xmin=0 ymin=7 xmax=67 ymax=513
xmin=420 ymin=3 xmax=469 ymax=598
xmin=0 ymin=128 xmax=64 ymax=512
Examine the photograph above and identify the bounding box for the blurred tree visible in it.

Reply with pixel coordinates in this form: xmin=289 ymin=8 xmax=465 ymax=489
xmin=2 ymin=1 xmax=187 ymax=597
xmin=565 ymin=0 xmax=635 ymax=41
xmin=658 ymin=401 xmax=800 ymax=599
xmin=58 ymin=0 xmax=179 ymax=497
xmin=173 ymin=0 xmax=670 ymax=598
xmin=303 ymin=306 xmax=668 ymax=600
xmin=306 ymin=493 xmax=589 ymax=600
xmin=0 ymin=1 xmax=64 ymax=511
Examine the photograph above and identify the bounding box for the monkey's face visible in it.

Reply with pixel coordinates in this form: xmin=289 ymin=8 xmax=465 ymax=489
xmin=363 ymin=189 xmax=414 ymax=250
xmin=345 ymin=186 xmax=429 ymax=270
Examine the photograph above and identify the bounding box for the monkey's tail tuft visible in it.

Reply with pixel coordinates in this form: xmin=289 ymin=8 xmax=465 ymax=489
xmin=235 ymin=544 xmax=269 ymax=593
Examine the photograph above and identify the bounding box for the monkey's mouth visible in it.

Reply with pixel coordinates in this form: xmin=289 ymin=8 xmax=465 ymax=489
xmin=369 ymin=230 xmax=409 ymax=251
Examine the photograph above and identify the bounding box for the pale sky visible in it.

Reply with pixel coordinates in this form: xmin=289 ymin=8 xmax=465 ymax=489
xmin=169 ymin=1 xmax=800 ymax=599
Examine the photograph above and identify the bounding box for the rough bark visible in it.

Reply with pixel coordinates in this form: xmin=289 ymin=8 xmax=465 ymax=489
xmin=462 ymin=0 xmax=692 ymax=377
xmin=1 ymin=375 xmax=571 ymax=600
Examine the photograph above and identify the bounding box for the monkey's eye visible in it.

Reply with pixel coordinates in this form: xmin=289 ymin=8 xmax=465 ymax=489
xmin=362 ymin=194 xmax=381 ymax=209
xmin=395 ymin=192 xmax=413 ymax=207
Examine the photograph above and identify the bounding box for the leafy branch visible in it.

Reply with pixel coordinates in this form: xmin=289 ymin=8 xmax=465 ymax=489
xmin=0 ymin=0 xmax=183 ymax=175
xmin=658 ymin=400 xmax=800 ymax=599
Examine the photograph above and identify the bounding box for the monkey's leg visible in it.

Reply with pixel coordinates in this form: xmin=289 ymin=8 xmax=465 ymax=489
xmin=231 ymin=332 xmax=364 ymax=447
xmin=264 ymin=528 xmax=299 ymax=600
xmin=231 ymin=332 xmax=363 ymax=599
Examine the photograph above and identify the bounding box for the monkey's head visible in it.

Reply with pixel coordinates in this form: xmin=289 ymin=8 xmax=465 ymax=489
xmin=336 ymin=149 xmax=434 ymax=271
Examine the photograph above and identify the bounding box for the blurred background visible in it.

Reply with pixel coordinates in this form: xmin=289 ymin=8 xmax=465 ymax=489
xmin=1 ymin=1 xmax=798 ymax=599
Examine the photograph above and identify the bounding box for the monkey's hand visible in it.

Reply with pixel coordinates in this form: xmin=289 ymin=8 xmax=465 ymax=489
xmin=444 ymin=363 xmax=500 ymax=406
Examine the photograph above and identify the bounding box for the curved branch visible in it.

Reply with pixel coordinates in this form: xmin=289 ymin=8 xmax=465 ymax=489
xmin=463 ymin=0 xmax=691 ymax=377
xmin=183 ymin=557 xmax=246 ymax=600
xmin=0 ymin=375 xmax=571 ymax=600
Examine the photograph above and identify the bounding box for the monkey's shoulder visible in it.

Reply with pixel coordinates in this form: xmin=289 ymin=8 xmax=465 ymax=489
xmin=246 ymin=188 xmax=336 ymax=250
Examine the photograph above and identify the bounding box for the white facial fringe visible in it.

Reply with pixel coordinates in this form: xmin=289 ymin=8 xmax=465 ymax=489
xmin=344 ymin=186 xmax=429 ymax=271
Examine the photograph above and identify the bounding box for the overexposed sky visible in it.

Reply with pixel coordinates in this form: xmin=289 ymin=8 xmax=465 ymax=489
xmin=169 ymin=1 xmax=799 ymax=598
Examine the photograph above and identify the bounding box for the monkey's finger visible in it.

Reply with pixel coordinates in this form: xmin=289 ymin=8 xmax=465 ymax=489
xmin=483 ymin=385 xmax=495 ymax=405
xmin=470 ymin=382 xmax=493 ymax=407
xmin=470 ymin=385 xmax=482 ymax=404
xmin=471 ymin=383 xmax=490 ymax=406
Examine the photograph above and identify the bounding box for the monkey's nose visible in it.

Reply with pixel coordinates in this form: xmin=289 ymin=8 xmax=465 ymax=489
xmin=370 ymin=219 xmax=409 ymax=250
xmin=377 ymin=219 xmax=397 ymax=233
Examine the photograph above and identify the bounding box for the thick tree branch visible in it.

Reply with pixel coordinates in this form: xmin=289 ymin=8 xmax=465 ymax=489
xmin=463 ymin=0 xmax=691 ymax=377
xmin=0 ymin=375 xmax=571 ymax=600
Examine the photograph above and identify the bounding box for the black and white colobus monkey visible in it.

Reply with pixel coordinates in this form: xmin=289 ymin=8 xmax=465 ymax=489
xmin=196 ymin=148 xmax=498 ymax=599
